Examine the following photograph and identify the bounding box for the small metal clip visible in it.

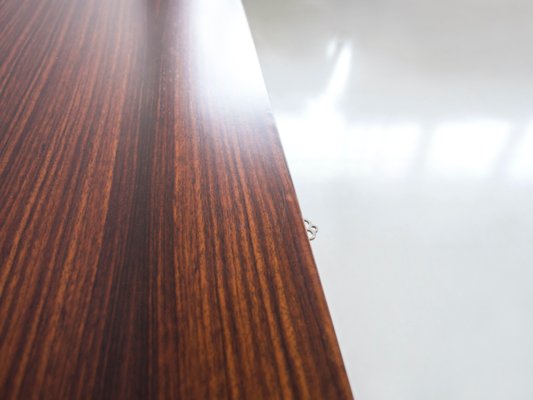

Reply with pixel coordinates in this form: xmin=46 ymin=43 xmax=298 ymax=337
xmin=304 ymin=219 xmax=318 ymax=241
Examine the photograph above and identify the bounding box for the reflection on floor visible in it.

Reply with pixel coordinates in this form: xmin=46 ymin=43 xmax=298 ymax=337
xmin=243 ymin=0 xmax=533 ymax=399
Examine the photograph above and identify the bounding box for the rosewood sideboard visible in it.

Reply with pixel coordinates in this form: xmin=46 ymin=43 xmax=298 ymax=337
xmin=0 ymin=0 xmax=352 ymax=398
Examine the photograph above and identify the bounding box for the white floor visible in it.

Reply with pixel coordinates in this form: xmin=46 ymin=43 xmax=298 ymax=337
xmin=243 ymin=0 xmax=533 ymax=398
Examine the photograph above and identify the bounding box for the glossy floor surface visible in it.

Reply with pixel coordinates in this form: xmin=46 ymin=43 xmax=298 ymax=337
xmin=243 ymin=0 xmax=533 ymax=398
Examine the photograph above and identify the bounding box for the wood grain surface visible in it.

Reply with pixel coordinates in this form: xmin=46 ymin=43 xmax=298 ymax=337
xmin=0 ymin=0 xmax=352 ymax=398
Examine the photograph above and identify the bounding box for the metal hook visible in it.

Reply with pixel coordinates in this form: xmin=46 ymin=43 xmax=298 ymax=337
xmin=304 ymin=218 xmax=318 ymax=241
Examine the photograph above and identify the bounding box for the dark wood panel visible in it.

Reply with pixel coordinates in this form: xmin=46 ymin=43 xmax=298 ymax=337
xmin=0 ymin=0 xmax=352 ymax=398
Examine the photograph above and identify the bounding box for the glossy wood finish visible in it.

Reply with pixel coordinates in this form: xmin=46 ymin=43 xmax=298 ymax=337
xmin=0 ymin=0 xmax=352 ymax=398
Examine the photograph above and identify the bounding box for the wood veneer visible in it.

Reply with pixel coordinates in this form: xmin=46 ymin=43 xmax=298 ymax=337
xmin=0 ymin=0 xmax=353 ymax=398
